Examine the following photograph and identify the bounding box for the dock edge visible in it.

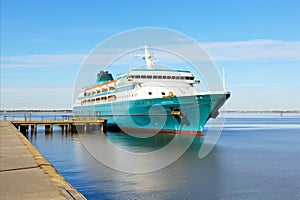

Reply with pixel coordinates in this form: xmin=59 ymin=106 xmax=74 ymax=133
xmin=7 ymin=121 xmax=87 ymax=200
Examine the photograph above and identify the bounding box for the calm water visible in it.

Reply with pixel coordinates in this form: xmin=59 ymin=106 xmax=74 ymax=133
xmin=11 ymin=113 xmax=300 ymax=199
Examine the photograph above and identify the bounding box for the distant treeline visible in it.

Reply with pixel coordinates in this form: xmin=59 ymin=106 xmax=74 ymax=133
xmin=1 ymin=110 xmax=299 ymax=113
xmin=226 ymin=110 xmax=300 ymax=113
xmin=0 ymin=110 xmax=72 ymax=113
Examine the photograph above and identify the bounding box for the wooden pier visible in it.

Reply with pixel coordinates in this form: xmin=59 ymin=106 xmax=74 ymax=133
xmin=2 ymin=114 xmax=107 ymax=134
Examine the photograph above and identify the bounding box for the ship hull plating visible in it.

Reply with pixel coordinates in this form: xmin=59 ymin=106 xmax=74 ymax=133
xmin=73 ymin=93 xmax=229 ymax=135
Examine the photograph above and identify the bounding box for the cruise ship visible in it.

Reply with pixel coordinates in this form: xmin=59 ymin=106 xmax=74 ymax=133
xmin=73 ymin=45 xmax=230 ymax=135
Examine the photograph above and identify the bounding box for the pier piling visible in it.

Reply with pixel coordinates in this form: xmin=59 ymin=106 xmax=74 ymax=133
xmin=45 ymin=124 xmax=53 ymax=133
xmin=20 ymin=125 xmax=28 ymax=134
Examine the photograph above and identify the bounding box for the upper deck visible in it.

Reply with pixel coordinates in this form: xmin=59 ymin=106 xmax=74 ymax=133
xmin=75 ymin=45 xmax=201 ymax=106
xmin=116 ymin=68 xmax=199 ymax=86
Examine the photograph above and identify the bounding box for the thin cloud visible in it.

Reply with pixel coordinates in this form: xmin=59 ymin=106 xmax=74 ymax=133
xmin=1 ymin=87 xmax=73 ymax=92
xmin=1 ymin=54 xmax=87 ymax=68
xmin=202 ymin=39 xmax=300 ymax=61
xmin=1 ymin=39 xmax=299 ymax=69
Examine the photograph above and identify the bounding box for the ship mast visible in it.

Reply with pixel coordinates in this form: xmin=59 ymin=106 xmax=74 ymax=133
xmin=135 ymin=44 xmax=155 ymax=69
xmin=144 ymin=44 xmax=154 ymax=69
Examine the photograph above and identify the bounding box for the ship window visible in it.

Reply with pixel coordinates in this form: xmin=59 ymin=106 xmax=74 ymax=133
xmin=180 ymin=76 xmax=184 ymax=80
xmin=158 ymin=76 xmax=162 ymax=79
xmin=163 ymin=76 xmax=166 ymax=79
xmin=141 ymin=75 xmax=146 ymax=78
xmin=153 ymin=75 xmax=157 ymax=79
xmin=135 ymin=75 xmax=140 ymax=78
xmin=146 ymin=75 xmax=152 ymax=79
xmin=176 ymin=76 xmax=180 ymax=80
xmin=172 ymin=76 xmax=175 ymax=79
xmin=148 ymin=92 xmax=152 ymax=95
xmin=186 ymin=76 xmax=194 ymax=80
xmin=167 ymin=76 xmax=171 ymax=79
xmin=108 ymin=95 xmax=116 ymax=101
xmin=161 ymin=92 xmax=165 ymax=95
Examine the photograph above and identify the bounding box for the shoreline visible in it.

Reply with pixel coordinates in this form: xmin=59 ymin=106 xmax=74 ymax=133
xmin=1 ymin=110 xmax=300 ymax=114
xmin=0 ymin=110 xmax=72 ymax=113
xmin=225 ymin=110 xmax=300 ymax=113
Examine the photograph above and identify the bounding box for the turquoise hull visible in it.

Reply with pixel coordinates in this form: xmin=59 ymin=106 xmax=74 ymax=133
xmin=73 ymin=93 xmax=230 ymax=135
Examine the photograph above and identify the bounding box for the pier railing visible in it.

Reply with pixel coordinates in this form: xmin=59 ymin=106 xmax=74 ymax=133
xmin=1 ymin=114 xmax=102 ymax=122
xmin=1 ymin=114 xmax=107 ymax=134
xmin=2 ymin=114 xmax=72 ymax=121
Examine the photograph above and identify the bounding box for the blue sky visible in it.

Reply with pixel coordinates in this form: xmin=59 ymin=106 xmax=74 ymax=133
xmin=1 ymin=0 xmax=300 ymax=110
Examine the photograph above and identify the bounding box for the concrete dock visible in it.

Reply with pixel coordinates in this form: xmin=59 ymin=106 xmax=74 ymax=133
xmin=0 ymin=121 xmax=86 ymax=200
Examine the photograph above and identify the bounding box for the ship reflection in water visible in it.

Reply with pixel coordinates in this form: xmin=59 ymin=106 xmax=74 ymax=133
xmin=70 ymin=131 xmax=222 ymax=200
xmin=27 ymin=114 xmax=300 ymax=200
xmin=75 ymin=127 xmax=204 ymax=173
